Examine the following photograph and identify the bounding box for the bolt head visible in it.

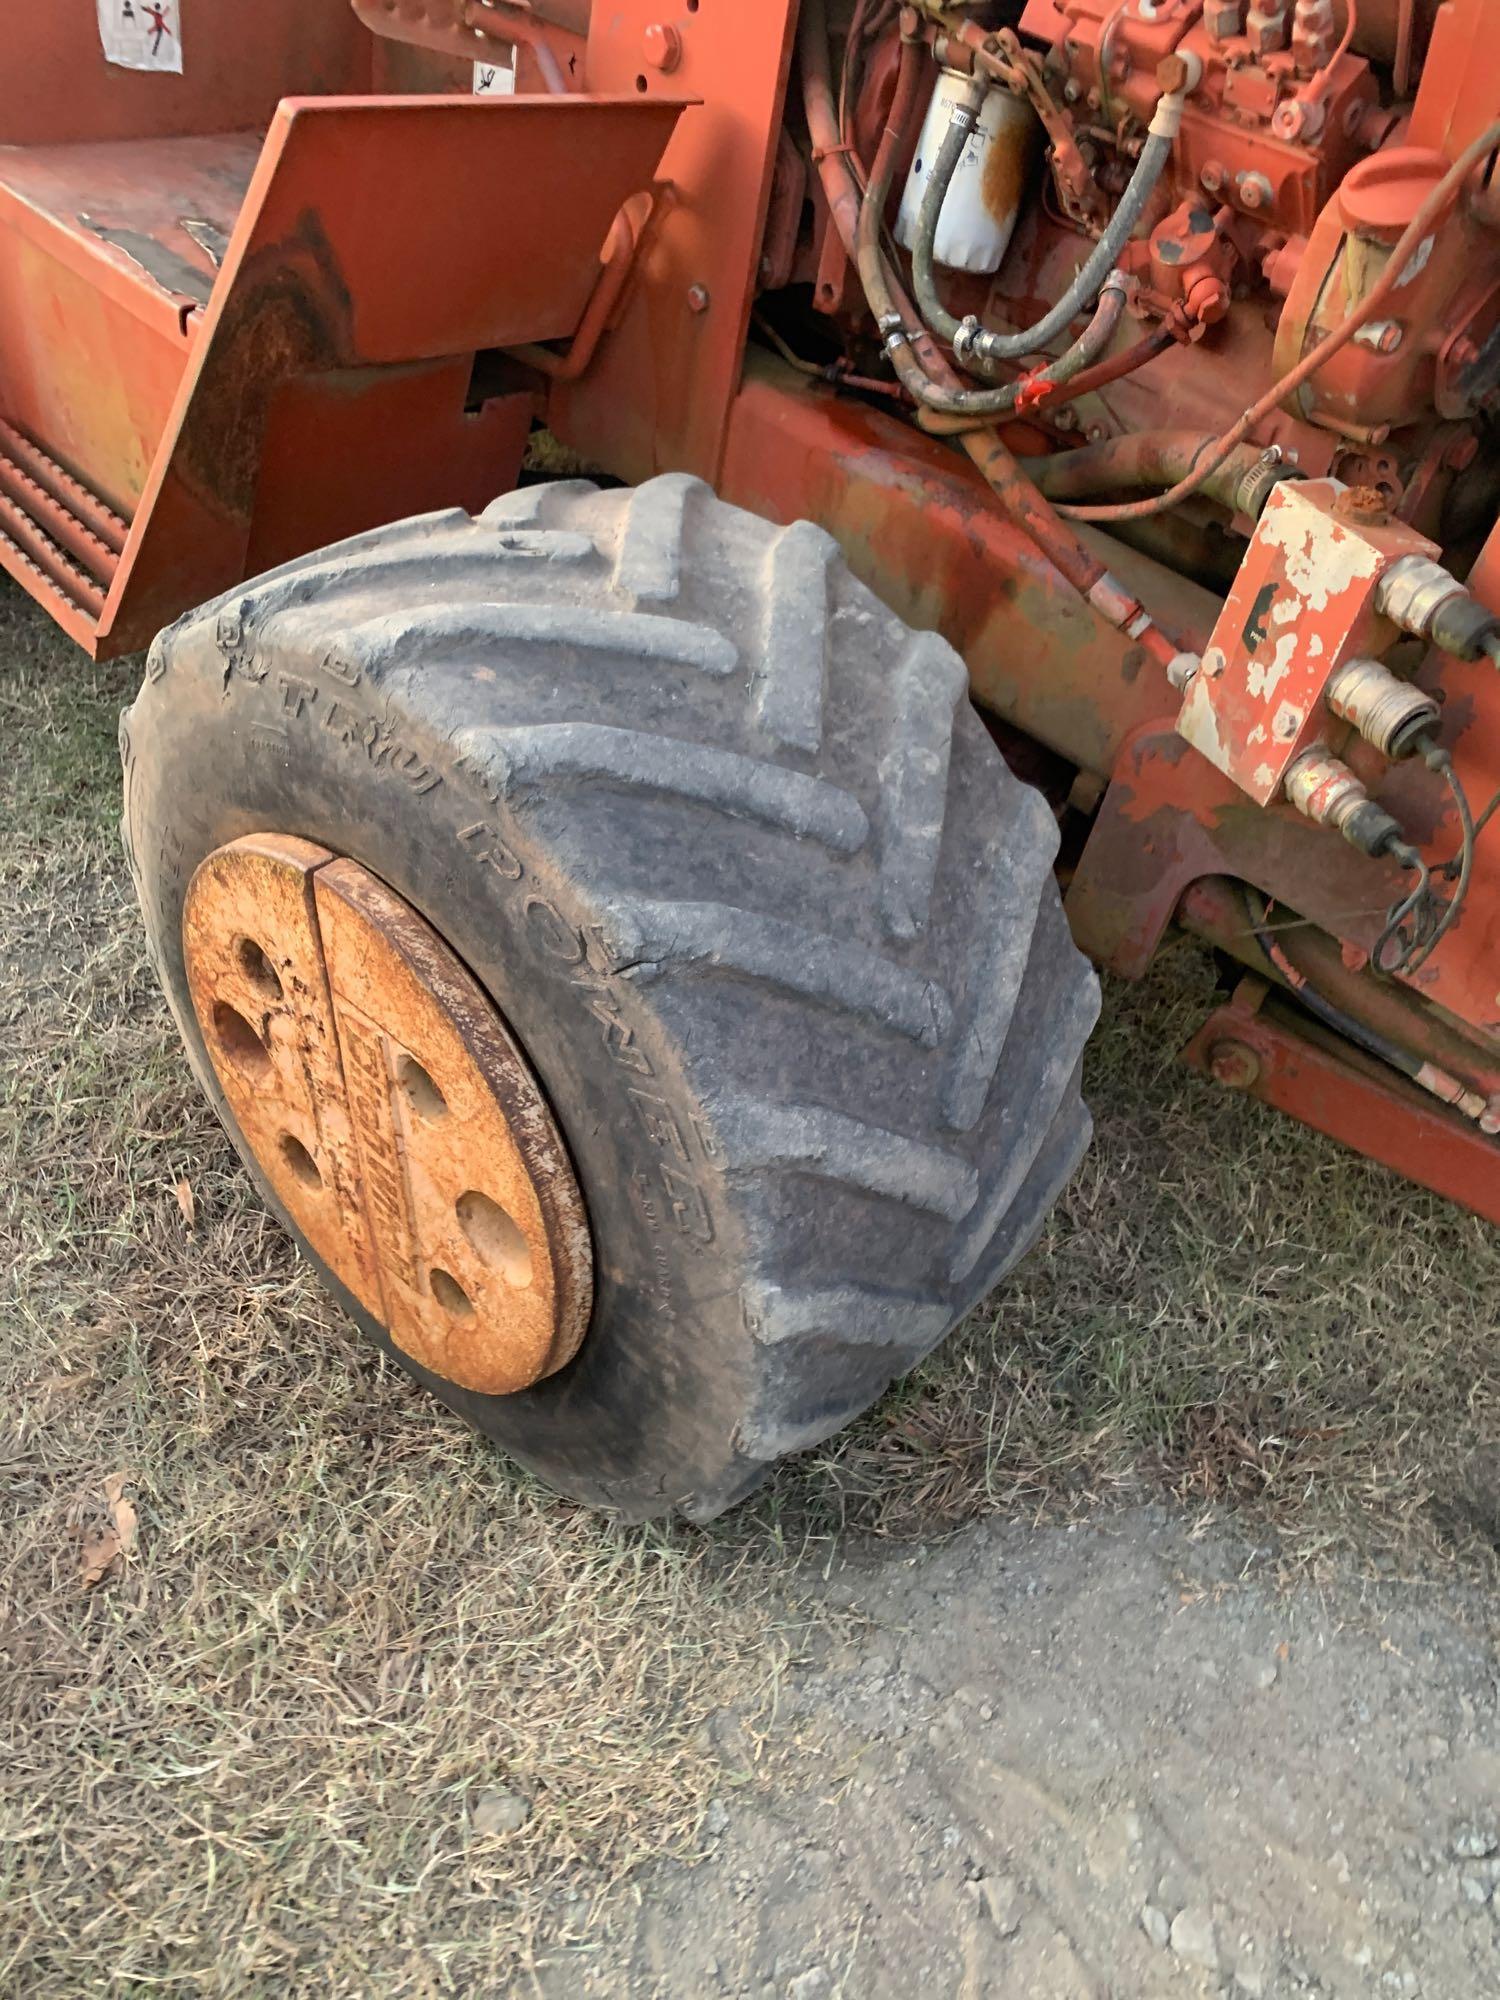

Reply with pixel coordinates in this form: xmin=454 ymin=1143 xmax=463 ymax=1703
xmin=1209 ymin=1040 xmax=1262 ymax=1090
xmin=643 ymin=21 xmax=682 ymax=72
xmin=1200 ymin=159 xmax=1226 ymax=193
xmin=686 ymin=282 xmax=711 ymax=315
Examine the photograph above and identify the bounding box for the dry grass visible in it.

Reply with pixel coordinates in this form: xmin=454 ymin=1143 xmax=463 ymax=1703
xmin=2 ymin=574 xmax=1496 ymax=1993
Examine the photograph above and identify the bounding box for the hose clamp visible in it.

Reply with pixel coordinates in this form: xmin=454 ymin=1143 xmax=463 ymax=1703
xmin=953 ymin=316 xmax=984 ymax=364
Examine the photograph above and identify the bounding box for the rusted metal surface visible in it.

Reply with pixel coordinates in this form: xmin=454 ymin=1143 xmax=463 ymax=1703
xmin=720 ymin=359 xmax=1219 ymax=776
xmin=1182 ymin=978 xmax=1500 ymax=1227
xmin=0 ymin=94 xmax=682 ymax=653
xmin=183 ymin=836 xmax=592 ymax=1397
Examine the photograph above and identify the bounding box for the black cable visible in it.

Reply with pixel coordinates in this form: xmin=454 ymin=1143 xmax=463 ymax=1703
xmin=1406 ymin=744 xmax=1475 ymax=972
xmin=1373 ymin=843 xmax=1438 ymax=976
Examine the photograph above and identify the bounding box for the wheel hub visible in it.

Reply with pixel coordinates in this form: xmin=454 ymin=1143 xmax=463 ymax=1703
xmin=181 ymin=834 xmax=592 ymax=1395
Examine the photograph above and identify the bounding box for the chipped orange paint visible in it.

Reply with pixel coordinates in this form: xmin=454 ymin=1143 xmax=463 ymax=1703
xmin=183 ymin=836 xmax=592 ymax=1397
xmin=1177 ymin=479 xmax=1440 ymax=806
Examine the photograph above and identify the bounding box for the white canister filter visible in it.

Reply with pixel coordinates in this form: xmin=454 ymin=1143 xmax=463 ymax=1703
xmin=896 ymin=70 xmax=1039 ymax=276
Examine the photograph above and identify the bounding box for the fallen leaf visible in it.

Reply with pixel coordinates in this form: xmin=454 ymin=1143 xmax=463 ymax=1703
xmin=79 ymin=1471 xmax=139 ymax=1589
xmin=174 ymin=1179 xmax=196 ymax=1229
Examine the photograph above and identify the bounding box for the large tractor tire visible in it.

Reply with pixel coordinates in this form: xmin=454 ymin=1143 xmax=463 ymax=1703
xmin=121 ymin=475 xmax=1099 ymax=1520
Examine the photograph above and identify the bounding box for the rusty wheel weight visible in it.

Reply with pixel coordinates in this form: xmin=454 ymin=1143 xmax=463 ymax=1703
xmin=181 ymin=833 xmax=592 ymax=1395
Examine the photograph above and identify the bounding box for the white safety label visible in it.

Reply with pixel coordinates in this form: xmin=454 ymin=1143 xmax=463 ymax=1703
xmin=97 ymin=0 xmax=183 ymax=74
xmin=473 ymin=54 xmax=516 ymax=95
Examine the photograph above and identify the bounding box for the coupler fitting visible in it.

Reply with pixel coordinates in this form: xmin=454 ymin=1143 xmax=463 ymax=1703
xmin=1324 ymin=657 xmax=1442 ymax=762
xmin=1284 ymin=748 xmax=1404 ymax=856
xmin=1376 ymin=555 xmax=1500 ymax=660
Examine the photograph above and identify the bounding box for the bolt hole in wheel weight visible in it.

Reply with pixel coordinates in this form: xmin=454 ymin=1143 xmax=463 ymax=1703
xmin=213 ymin=999 xmax=272 ymax=1079
xmin=235 ymin=935 xmax=283 ymax=1002
xmin=279 ymin=1132 xmax=323 ymax=1191
xmin=181 ymin=835 xmax=592 ymax=1395
xmin=429 ymin=1267 xmax=474 ymax=1317
xmin=396 ymin=1053 xmax=448 ymax=1123
xmin=456 ymin=1189 xmax=533 ymax=1288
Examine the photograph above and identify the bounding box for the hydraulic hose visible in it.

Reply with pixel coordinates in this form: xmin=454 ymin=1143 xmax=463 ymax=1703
xmin=909 ymin=70 xmax=990 ymax=344
xmin=895 ymin=271 xmax=1131 ymax=420
xmin=909 ymin=70 xmax=1182 ymax=371
xmin=799 ymin=0 xmax=1183 ymax=674
xmin=915 ymin=323 xmax=1175 ymax=435
xmin=849 ymin=45 xmax=1134 ymax=421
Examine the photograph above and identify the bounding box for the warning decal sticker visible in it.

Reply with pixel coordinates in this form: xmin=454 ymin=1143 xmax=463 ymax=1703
xmin=97 ymin=0 xmax=183 ymax=74
xmin=473 ymin=56 xmax=516 ymax=95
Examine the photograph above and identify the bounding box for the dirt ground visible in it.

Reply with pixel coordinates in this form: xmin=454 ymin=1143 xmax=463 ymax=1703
xmin=2 ymin=569 xmax=1498 ymax=1997
xmin=551 ymin=1508 xmax=1500 ymax=1998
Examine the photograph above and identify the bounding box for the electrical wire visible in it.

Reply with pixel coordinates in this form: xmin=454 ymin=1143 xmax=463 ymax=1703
xmin=1372 ymin=846 xmax=1438 ymax=976
xmin=1244 ymin=886 xmax=1429 ymax=1082
xmin=1404 ymin=743 xmax=1476 ymax=973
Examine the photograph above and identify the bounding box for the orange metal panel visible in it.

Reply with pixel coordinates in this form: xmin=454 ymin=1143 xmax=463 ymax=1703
xmin=248 ymin=361 xmax=534 ymax=575
xmin=0 ymin=226 xmax=184 ymax=519
xmin=85 ymin=93 xmax=682 ymax=654
xmin=548 ymin=1 xmax=800 ymax=483
xmin=218 ymin=95 xmax=683 ymax=367
xmin=0 ymin=0 xmax=370 ymax=147
xmin=0 ymin=133 xmax=259 ymax=512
